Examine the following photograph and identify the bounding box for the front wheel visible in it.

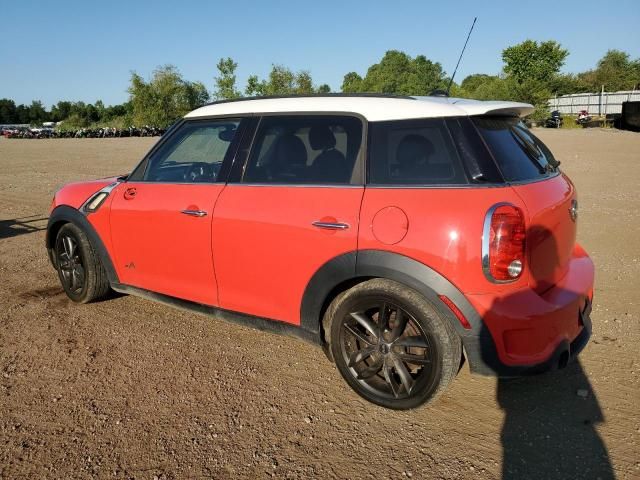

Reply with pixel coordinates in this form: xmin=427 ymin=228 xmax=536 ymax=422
xmin=55 ymin=223 xmax=110 ymax=303
xmin=326 ymin=279 xmax=461 ymax=410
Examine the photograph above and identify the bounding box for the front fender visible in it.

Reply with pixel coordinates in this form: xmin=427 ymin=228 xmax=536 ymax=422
xmin=52 ymin=177 xmax=119 ymax=210
xmin=46 ymin=205 xmax=119 ymax=284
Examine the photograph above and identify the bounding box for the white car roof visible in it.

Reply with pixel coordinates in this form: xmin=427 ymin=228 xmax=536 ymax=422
xmin=185 ymin=95 xmax=534 ymax=121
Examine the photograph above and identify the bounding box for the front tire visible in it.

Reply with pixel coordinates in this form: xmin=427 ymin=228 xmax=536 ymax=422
xmin=326 ymin=279 xmax=461 ymax=410
xmin=55 ymin=223 xmax=110 ymax=303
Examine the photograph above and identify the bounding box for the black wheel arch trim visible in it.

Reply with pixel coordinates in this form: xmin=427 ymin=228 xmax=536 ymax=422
xmin=46 ymin=205 xmax=119 ymax=284
xmin=300 ymin=249 xmax=512 ymax=376
xmin=301 ymin=249 xmax=483 ymax=334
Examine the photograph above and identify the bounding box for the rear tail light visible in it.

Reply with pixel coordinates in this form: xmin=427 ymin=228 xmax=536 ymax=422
xmin=482 ymin=203 xmax=526 ymax=282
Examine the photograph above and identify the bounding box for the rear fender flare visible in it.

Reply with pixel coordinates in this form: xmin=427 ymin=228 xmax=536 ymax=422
xmin=300 ymin=250 xmax=484 ymax=341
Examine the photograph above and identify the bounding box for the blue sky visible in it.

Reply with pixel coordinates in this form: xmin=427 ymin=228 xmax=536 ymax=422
xmin=1 ymin=0 xmax=639 ymax=107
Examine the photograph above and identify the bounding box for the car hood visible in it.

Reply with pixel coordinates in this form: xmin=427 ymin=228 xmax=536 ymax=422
xmin=52 ymin=176 xmax=123 ymax=211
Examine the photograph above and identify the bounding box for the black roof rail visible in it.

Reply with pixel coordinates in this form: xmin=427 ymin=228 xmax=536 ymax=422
xmin=203 ymin=93 xmax=416 ymax=107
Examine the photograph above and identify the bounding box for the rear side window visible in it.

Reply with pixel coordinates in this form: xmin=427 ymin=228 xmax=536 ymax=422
xmin=243 ymin=116 xmax=363 ymax=185
xmin=368 ymin=119 xmax=468 ymax=185
xmin=473 ymin=117 xmax=560 ymax=182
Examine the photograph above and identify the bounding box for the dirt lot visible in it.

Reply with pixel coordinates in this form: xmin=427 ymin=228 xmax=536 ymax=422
xmin=0 ymin=130 xmax=639 ymax=479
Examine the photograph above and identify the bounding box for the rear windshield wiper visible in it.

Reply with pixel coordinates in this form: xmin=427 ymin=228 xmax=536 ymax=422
xmin=509 ymin=128 xmax=547 ymax=174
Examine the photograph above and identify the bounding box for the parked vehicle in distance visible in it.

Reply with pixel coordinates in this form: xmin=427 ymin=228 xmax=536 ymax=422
xmin=621 ymin=101 xmax=640 ymax=131
xmin=577 ymin=109 xmax=592 ymax=125
xmin=545 ymin=110 xmax=563 ymax=128
xmin=47 ymin=94 xmax=594 ymax=409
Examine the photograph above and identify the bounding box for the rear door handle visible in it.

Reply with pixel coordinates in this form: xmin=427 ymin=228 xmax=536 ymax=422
xmin=312 ymin=221 xmax=349 ymax=230
xmin=181 ymin=209 xmax=207 ymax=217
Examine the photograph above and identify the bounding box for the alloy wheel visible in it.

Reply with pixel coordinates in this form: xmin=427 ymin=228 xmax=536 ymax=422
xmin=339 ymin=301 xmax=434 ymax=400
xmin=57 ymin=234 xmax=86 ymax=294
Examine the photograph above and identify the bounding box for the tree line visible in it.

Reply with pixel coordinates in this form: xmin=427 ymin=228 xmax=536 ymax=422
xmin=0 ymin=98 xmax=131 ymax=129
xmin=1 ymin=40 xmax=639 ymax=128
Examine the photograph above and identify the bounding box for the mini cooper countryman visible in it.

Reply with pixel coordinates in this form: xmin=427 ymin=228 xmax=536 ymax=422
xmin=47 ymin=94 xmax=594 ymax=409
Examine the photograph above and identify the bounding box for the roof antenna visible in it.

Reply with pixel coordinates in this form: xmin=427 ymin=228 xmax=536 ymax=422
xmin=446 ymin=17 xmax=477 ymax=96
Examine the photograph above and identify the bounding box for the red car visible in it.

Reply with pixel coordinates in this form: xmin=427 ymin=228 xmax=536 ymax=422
xmin=47 ymin=94 xmax=594 ymax=409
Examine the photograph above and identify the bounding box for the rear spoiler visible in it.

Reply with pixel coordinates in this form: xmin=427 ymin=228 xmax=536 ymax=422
xmin=482 ymin=104 xmax=535 ymax=118
xmin=448 ymin=99 xmax=535 ymax=118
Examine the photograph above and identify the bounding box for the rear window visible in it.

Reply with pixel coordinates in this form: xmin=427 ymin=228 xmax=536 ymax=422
xmin=473 ymin=117 xmax=560 ymax=182
xmin=368 ymin=118 xmax=468 ymax=185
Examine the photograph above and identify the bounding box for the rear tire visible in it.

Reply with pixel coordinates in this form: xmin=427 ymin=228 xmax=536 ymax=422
xmin=55 ymin=223 xmax=110 ymax=303
xmin=325 ymin=279 xmax=461 ymax=410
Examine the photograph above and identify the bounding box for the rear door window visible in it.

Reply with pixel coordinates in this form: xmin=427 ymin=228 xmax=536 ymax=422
xmin=368 ymin=118 xmax=468 ymax=185
xmin=472 ymin=117 xmax=560 ymax=182
xmin=242 ymin=115 xmax=363 ymax=185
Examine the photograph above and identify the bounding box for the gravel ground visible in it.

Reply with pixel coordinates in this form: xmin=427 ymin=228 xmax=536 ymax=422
xmin=0 ymin=129 xmax=639 ymax=479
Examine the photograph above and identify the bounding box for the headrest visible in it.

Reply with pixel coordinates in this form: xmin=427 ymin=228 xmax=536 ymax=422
xmin=309 ymin=125 xmax=336 ymax=150
xmin=274 ymin=134 xmax=307 ymax=166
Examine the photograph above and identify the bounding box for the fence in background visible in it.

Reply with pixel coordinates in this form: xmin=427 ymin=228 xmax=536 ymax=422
xmin=548 ymin=90 xmax=640 ymax=115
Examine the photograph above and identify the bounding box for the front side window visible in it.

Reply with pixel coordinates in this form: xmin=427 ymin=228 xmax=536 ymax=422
xmin=143 ymin=120 xmax=240 ymax=183
xmin=472 ymin=117 xmax=560 ymax=182
xmin=242 ymin=116 xmax=363 ymax=185
xmin=368 ymin=118 xmax=468 ymax=185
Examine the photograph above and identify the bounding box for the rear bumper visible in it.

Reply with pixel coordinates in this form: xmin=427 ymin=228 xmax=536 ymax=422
xmin=462 ymin=244 xmax=594 ymax=377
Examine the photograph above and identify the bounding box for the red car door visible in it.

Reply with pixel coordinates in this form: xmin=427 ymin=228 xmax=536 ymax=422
xmin=212 ymin=115 xmax=365 ymax=324
xmin=109 ymin=119 xmax=243 ymax=305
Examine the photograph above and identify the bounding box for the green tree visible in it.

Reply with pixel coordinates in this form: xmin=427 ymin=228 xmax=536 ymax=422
xmin=579 ymin=50 xmax=640 ymax=91
xmin=460 ymin=74 xmax=499 ymax=95
xmin=467 ymin=76 xmax=513 ymax=101
xmin=15 ymin=105 xmax=30 ymax=124
xmin=295 ymin=71 xmax=314 ymax=94
xmin=95 ymin=100 xmax=106 ymax=121
xmin=85 ymin=103 xmax=100 ymax=124
xmin=340 ymin=51 xmax=446 ymax=95
xmin=28 ymin=100 xmax=48 ymax=124
xmin=341 ymin=72 xmax=363 ymax=93
xmin=0 ymin=98 xmax=17 ymax=123
xmin=245 ymin=65 xmax=324 ymax=96
xmin=245 ymin=74 xmax=265 ymax=96
xmin=455 ymin=40 xmax=570 ymax=120
xmin=546 ymin=73 xmax=588 ymax=96
xmin=214 ymin=57 xmax=241 ymax=99
xmin=264 ymin=65 xmax=295 ymax=94
xmin=502 ymin=40 xmax=568 ymax=84
xmin=128 ymin=65 xmax=210 ymax=127
xmin=51 ymin=101 xmax=73 ymax=122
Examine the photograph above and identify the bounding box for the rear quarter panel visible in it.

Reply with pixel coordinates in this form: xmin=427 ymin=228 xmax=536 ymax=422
xmin=358 ymin=186 xmax=528 ymax=295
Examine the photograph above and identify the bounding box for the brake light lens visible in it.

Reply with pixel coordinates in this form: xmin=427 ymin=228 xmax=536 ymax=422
xmin=482 ymin=204 xmax=526 ymax=282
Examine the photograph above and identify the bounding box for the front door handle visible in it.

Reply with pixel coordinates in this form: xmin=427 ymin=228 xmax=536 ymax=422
xmin=312 ymin=221 xmax=349 ymax=230
xmin=181 ymin=209 xmax=207 ymax=217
